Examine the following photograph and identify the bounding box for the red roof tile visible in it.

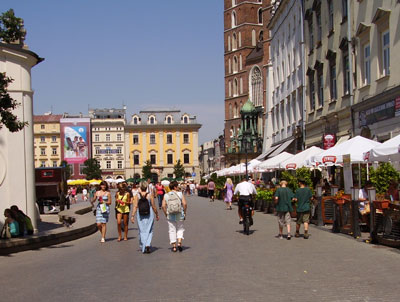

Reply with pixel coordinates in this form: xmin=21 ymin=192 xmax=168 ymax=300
xmin=33 ymin=115 xmax=63 ymax=123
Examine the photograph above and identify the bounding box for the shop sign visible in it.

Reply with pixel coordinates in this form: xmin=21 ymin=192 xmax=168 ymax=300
xmin=322 ymin=156 xmax=336 ymax=163
xmin=359 ymin=99 xmax=395 ymax=126
xmin=286 ymin=163 xmax=297 ymax=169
xmin=323 ymin=134 xmax=336 ymax=150
xmin=396 ymin=96 xmax=400 ymax=117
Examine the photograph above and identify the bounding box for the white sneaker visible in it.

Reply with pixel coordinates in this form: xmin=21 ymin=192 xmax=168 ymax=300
xmin=100 ymin=238 xmax=105 ymax=243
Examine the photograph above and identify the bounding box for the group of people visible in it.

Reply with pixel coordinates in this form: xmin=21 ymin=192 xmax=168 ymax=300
xmin=1 ymin=206 xmax=34 ymax=239
xmin=207 ymin=177 xmax=313 ymax=240
xmin=91 ymin=180 xmax=187 ymax=253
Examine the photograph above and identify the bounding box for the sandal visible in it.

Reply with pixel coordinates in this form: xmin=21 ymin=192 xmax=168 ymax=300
xmin=177 ymin=244 xmax=183 ymax=252
xmin=172 ymin=246 xmax=177 ymax=252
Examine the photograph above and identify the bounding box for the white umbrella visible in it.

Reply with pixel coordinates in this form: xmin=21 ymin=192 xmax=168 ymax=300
xmin=366 ymin=134 xmax=400 ymax=162
xmin=116 ymin=178 xmax=126 ymax=183
xmin=314 ymin=136 xmax=381 ymax=165
xmin=161 ymin=180 xmax=170 ymax=186
xmin=248 ymin=159 xmax=261 ymax=173
xmin=256 ymin=152 xmax=293 ymax=171
xmin=280 ymin=146 xmax=324 ymax=170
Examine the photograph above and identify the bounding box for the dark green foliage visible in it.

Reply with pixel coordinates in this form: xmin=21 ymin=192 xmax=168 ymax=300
xmin=0 ymin=9 xmax=26 ymax=43
xmin=173 ymin=159 xmax=185 ymax=179
xmin=82 ymin=158 xmax=102 ymax=180
xmin=369 ymin=162 xmax=400 ymax=194
xmin=281 ymin=167 xmax=313 ymax=192
xmin=0 ymin=72 xmax=27 ymax=132
xmin=142 ymin=160 xmax=153 ymax=180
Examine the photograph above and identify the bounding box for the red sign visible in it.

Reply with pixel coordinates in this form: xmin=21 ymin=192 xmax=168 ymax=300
xmin=286 ymin=163 xmax=297 ymax=169
xmin=363 ymin=151 xmax=370 ymax=161
xmin=323 ymin=134 xmax=336 ymax=150
xmin=322 ymin=156 xmax=336 ymax=163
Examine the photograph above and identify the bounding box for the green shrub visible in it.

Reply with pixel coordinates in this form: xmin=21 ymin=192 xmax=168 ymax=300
xmin=370 ymin=162 xmax=400 ymax=194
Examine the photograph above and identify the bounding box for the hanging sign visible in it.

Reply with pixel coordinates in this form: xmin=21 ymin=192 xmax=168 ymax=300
xmin=323 ymin=134 xmax=336 ymax=150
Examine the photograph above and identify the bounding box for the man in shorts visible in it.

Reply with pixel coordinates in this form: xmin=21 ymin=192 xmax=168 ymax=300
xmin=207 ymin=180 xmax=215 ymax=202
xmin=274 ymin=180 xmax=294 ymax=240
xmin=293 ymin=179 xmax=313 ymax=239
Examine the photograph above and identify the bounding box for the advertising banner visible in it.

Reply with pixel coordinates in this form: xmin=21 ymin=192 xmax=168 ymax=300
xmin=60 ymin=118 xmax=91 ymax=165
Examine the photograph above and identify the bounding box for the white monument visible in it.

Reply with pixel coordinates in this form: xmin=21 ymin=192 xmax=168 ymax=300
xmin=0 ymin=42 xmax=43 ymax=230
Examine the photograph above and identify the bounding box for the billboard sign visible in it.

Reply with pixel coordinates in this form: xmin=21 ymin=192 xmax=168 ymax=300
xmin=61 ymin=118 xmax=91 ymax=165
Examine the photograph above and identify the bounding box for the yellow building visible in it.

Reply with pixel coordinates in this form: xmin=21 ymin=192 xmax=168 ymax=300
xmin=33 ymin=114 xmax=63 ymax=168
xmin=125 ymin=109 xmax=201 ymax=181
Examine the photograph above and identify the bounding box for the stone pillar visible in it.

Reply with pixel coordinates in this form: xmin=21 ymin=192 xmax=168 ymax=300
xmin=159 ymin=132 xmax=164 ymax=166
xmin=176 ymin=131 xmax=181 ymax=161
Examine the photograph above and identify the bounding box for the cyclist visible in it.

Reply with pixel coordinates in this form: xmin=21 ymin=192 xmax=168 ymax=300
xmin=234 ymin=178 xmax=257 ymax=225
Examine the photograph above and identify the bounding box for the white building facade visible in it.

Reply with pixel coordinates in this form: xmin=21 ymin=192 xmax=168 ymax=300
xmin=264 ymin=0 xmax=305 ymax=155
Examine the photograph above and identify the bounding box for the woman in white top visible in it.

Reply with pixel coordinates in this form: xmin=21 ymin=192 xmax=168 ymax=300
xmin=162 ymin=181 xmax=187 ymax=252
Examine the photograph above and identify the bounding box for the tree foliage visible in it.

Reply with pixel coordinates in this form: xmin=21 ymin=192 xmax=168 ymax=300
xmin=281 ymin=167 xmax=313 ymax=192
xmin=142 ymin=160 xmax=152 ymax=180
xmin=0 ymin=9 xmax=26 ymax=43
xmin=0 ymin=72 xmax=27 ymax=132
xmin=369 ymin=162 xmax=400 ymax=194
xmin=173 ymin=159 xmax=185 ymax=179
xmin=82 ymin=158 xmax=102 ymax=180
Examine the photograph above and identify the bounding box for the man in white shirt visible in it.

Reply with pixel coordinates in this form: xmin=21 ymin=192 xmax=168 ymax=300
xmin=234 ymin=178 xmax=257 ymax=224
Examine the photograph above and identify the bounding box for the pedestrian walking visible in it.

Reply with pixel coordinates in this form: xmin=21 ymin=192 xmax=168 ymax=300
xmin=71 ymin=186 xmax=77 ymax=204
xmin=115 ymin=183 xmax=132 ymax=241
xmin=274 ymin=180 xmax=294 ymax=240
xmin=293 ymin=179 xmax=313 ymax=239
xmin=207 ymin=180 xmax=215 ymax=202
xmin=224 ymin=178 xmax=234 ymax=210
xmin=189 ymin=182 xmax=196 ymax=195
xmin=92 ymin=181 xmax=111 ymax=243
xmin=155 ymin=182 xmax=165 ymax=209
xmin=162 ymin=181 xmax=187 ymax=252
xmin=131 ymin=181 xmax=159 ymax=254
xmin=82 ymin=187 xmax=88 ymax=202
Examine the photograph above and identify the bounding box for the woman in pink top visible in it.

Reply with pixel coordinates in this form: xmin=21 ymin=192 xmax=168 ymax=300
xmin=155 ymin=182 xmax=165 ymax=209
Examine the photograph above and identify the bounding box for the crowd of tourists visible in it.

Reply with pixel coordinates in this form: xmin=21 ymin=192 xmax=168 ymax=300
xmin=91 ymin=179 xmax=187 ymax=253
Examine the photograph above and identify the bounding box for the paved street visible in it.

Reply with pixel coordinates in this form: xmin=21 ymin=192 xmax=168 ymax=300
xmin=1 ymin=194 xmax=400 ymax=302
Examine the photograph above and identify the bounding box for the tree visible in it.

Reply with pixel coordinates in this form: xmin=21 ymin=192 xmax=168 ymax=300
xmin=60 ymin=160 xmax=72 ymax=180
xmin=142 ymin=160 xmax=152 ymax=180
xmin=82 ymin=158 xmax=102 ymax=180
xmin=174 ymin=159 xmax=185 ymax=179
xmin=0 ymin=9 xmax=26 ymax=44
xmin=0 ymin=72 xmax=27 ymax=132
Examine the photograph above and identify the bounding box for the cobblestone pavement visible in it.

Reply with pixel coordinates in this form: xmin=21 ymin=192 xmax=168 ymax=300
xmin=1 ymin=194 xmax=400 ymax=302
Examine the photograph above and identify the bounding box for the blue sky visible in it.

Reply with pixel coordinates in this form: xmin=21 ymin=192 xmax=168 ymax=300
xmin=0 ymin=1 xmax=224 ymax=144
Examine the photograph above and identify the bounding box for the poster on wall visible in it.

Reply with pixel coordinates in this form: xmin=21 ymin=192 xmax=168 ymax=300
xmin=60 ymin=118 xmax=91 ymax=165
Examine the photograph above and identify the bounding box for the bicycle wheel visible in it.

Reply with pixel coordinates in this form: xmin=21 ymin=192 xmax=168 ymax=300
xmin=244 ymin=217 xmax=250 ymax=235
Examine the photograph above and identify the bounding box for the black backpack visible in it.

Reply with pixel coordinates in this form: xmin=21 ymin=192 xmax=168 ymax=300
xmin=138 ymin=193 xmax=150 ymax=216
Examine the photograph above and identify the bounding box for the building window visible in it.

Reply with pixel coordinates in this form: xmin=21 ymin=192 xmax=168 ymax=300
xmin=79 ymin=164 xmax=85 ymax=175
xmin=184 ymin=154 xmax=190 ymax=164
xmin=228 ymin=80 xmax=232 ymax=97
xmin=133 ymin=135 xmax=139 ymax=144
xmin=316 ymin=8 xmax=322 ymax=43
xmin=308 ymin=18 xmax=314 ymax=50
xmin=95 ymin=134 xmax=99 ymax=142
xmin=51 ymin=136 xmax=57 ymax=142
xmin=363 ymin=44 xmax=371 ymax=85
xmin=239 ymin=31 xmax=242 ymax=47
xmin=117 ymin=161 xmax=122 ymax=169
xmin=52 ymin=147 xmax=57 ymax=155
xmin=150 ymin=154 xmax=156 ymax=165
xmin=53 ymin=161 xmax=58 ymax=167
xmin=252 ymin=30 xmax=256 ymax=46
xmin=41 ymin=124 xmax=45 ymax=129
xmin=309 ymin=75 xmax=315 ymax=111
xmin=342 ymin=0 xmax=348 ymax=21
xmin=150 ymin=134 xmax=156 ymax=144
xmin=40 ymin=136 xmax=45 ymax=142
xmin=382 ymin=31 xmax=390 ymax=76
xmin=167 ymin=154 xmax=173 ymax=164
xmin=250 ymin=66 xmax=262 ymax=107
xmin=41 ymin=161 xmax=46 ymax=167
xmin=167 ymin=116 xmax=172 ymax=124
xmin=149 ymin=116 xmax=155 ymax=124
xmin=117 ymin=147 xmax=122 ymax=154
xmin=317 ymin=71 xmax=324 ymax=107
xmin=167 ymin=134 xmax=173 ymax=144
xmin=328 ymin=0 xmax=334 ymax=32
xmin=258 ymin=8 xmax=262 ymax=24
xmin=329 ymin=62 xmax=337 ymax=100
xmin=232 ymin=33 xmax=237 ymax=50
xmin=133 ymin=117 xmax=138 ymax=125
xmin=106 ymin=134 xmax=110 ymax=142
xmin=41 ymin=148 xmax=46 ymax=155
xmin=233 ymin=78 xmax=238 ymax=96
xmin=240 ymin=77 xmax=243 ymax=94
xmin=239 ymin=55 xmax=242 ymax=70
xmin=133 ymin=154 xmax=139 ymax=165
xmin=228 ymin=35 xmax=231 ymax=51
xmin=233 ymin=56 xmax=238 ymax=73
xmin=343 ymin=53 xmax=350 ymax=95
xmin=106 ymin=161 xmax=111 ymax=169
xmin=95 ymin=147 xmax=100 ymax=155
xmin=117 ymin=133 xmax=122 ymax=141
xmin=106 ymin=147 xmax=111 ymax=154
xmin=183 ymin=134 xmax=189 ymax=144
xmin=231 ymin=11 xmax=237 ymax=28
xmin=183 ymin=116 xmax=188 ymax=124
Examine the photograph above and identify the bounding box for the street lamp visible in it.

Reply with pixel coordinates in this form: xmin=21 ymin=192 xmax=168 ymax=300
xmin=316 ymin=184 xmax=323 ymax=226
xmin=241 ymin=129 xmax=252 ymax=180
